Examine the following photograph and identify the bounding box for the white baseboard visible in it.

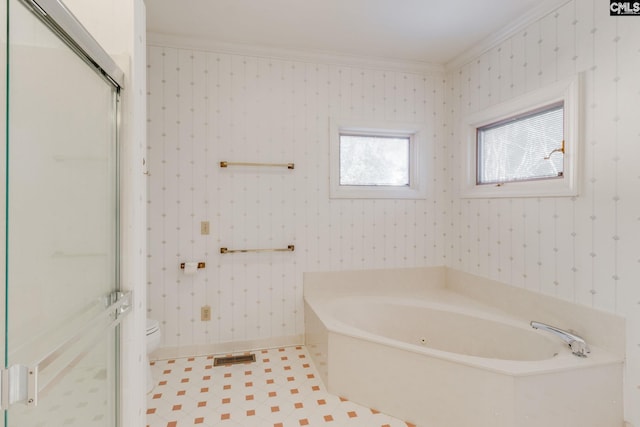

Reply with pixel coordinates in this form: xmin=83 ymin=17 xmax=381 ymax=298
xmin=150 ymin=334 xmax=304 ymax=361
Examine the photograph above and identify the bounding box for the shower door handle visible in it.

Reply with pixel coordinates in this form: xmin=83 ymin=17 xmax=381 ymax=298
xmin=1 ymin=291 xmax=132 ymax=410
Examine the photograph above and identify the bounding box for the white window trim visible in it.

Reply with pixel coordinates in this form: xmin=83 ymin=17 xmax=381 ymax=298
xmin=330 ymin=120 xmax=429 ymax=199
xmin=461 ymin=74 xmax=581 ymax=198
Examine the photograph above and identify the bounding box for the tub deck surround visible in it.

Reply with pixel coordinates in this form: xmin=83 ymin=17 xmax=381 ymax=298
xmin=303 ymin=266 xmax=626 ymax=357
xmin=304 ymin=266 xmax=625 ymax=427
xmin=444 ymin=268 xmax=626 ymax=359
xmin=325 ymin=295 xmax=620 ymax=376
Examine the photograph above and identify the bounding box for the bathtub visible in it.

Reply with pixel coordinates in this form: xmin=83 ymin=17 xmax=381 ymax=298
xmin=304 ymin=267 xmax=624 ymax=427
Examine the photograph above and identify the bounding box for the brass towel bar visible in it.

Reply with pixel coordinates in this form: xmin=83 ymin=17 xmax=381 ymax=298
xmin=220 ymin=245 xmax=295 ymax=254
xmin=220 ymin=161 xmax=294 ymax=169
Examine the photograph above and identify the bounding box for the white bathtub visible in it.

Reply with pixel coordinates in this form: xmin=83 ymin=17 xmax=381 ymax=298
xmin=304 ymin=267 xmax=624 ymax=427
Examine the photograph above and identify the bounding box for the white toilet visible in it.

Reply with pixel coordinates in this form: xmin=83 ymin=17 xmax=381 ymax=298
xmin=146 ymin=318 xmax=161 ymax=393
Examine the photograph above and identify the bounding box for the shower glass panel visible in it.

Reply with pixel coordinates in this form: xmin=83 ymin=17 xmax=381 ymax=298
xmin=4 ymin=0 xmax=121 ymax=426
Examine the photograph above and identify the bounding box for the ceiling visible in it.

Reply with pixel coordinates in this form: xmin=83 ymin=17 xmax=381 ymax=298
xmin=146 ymin=0 xmax=565 ymax=65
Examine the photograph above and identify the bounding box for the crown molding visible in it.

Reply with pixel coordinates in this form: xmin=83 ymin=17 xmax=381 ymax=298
xmin=148 ymin=0 xmax=570 ymax=75
xmin=147 ymin=32 xmax=444 ymax=76
xmin=446 ymin=0 xmax=572 ymax=71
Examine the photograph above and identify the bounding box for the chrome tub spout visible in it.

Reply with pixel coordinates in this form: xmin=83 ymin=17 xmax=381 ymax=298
xmin=530 ymin=321 xmax=590 ymax=357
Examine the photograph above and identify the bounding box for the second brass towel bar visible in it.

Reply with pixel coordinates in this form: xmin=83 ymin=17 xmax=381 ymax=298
xmin=220 ymin=161 xmax=294 ymax=170
xmin=220 ymin=245 xmax=295 ymax=254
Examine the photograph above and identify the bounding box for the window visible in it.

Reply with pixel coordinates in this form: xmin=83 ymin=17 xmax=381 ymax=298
xmin=330 ymin=120 xmax=428 ymax=199
xmin=477 ymin=102 xmax=564 ymax=185
xmin=339 ymin=133 xmax=409 ymax=186
xmin=461 ymin=75 xmax=580 ymax=198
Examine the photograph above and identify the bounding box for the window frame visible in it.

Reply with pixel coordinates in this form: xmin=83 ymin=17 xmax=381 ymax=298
xmin=461 ymin=74 xmax=581 ymax=198
xmin=476 ymin=100 xmax=565 ymax=185
xmin=330 ymin=120 xmax=429 ymax=199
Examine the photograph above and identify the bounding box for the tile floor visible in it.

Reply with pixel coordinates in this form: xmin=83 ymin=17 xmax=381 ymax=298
xmin=147 ymin=345 xmax=415 ymax=427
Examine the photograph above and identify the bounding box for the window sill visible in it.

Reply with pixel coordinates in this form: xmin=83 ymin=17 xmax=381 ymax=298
xmin=330 ymin=184 xmax=426 ymax=200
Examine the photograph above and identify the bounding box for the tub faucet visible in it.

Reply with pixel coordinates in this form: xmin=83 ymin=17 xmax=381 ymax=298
xmin=530 ymin=321 xmax=590 ymax=357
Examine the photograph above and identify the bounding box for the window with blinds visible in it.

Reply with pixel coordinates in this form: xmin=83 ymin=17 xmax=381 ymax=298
xmin=477 ymin=102 xmax=564 ymax=185
xmin=460 ymin=74 xmax=580 ymax=198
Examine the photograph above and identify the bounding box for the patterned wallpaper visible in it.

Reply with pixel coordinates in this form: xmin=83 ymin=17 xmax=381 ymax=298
xmin=446 ymin=1 xmax=640 ymax=423
xmin=147 ymin=0 xmax=640 ymax=423
xmin=146 ymin=50 xmax=447 ymax=350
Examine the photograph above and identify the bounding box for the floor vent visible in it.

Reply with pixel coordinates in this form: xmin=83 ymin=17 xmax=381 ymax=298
xmin=213 ymin=353 xmax=256 ymax=367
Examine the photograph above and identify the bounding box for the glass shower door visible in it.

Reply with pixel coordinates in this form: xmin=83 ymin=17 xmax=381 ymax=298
xmin=3 ymin=0 xmax=127 ymax=426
